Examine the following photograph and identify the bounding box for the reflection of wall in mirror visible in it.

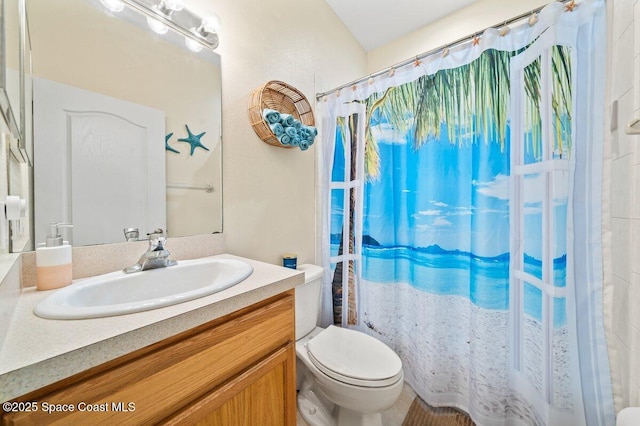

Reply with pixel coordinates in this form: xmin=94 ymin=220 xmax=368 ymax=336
xmin=27 ymin=0 xmax=222 ymax=241
xmin=4 ymin=0 xmax=21 ymax=117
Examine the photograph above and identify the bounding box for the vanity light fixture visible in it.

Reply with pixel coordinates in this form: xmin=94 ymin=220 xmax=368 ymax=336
xmin=185 ymin=16 xmax=221 ymax=52
xmin=184 ymin=37 xmax=203 ymax=52
xmin=100 ymin=0 xmax=221 ymax=51
xmin=145 ymin=0 xmax=183 ymax=35
xmin=100 ymin=0 xmax=125 ymax=12
xmin=146 ymin=15 xmax=169 ymax=34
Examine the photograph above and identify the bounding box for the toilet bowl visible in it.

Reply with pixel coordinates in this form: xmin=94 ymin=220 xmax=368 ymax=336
xmin=295 ymin=264 xmax=404 ymax=426
xmin=617 ymin=407 xmax=640 ymax=426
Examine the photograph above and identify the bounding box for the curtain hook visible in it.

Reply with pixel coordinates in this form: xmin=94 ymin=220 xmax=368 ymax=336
xmin=368 ymin=76 xmax=374 ymax=85
xmin=528 ymin=12 xmax=538 ymax=26
xmin=389 ymin=67 xmax=395 ymax=77
xmin=442 ymin=46 xmax=450 ymax=58
xmin=351 ymin=84 xmax=357 ymax=91
xmin=414 ymin=56 xmax=421 ymax=67
xmin=322 ymin=95 xmax=327 ymax=102
xmin=472 ymin=33 xmax=480 ymax=46
xmin=335 ymin=89 xmax=341 ymax=98
xmin=565 ymin=0 xmax=576 ymax=12
xmin=499 ymin=22 xmax=510 ymax=37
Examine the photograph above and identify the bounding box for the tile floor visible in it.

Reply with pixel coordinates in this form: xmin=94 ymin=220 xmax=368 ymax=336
xmin=296 ymin=382 xmax=416 ymax=425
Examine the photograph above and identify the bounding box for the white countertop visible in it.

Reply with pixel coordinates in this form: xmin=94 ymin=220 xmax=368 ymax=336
xmin=0 ymin=254 xmax=303 ymax=402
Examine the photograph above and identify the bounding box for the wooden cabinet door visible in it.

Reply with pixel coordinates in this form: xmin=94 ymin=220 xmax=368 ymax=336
xmin=165 ymin=342 xmax=296 ymax=426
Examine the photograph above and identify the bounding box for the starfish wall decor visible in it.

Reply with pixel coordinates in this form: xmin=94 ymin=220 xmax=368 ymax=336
xmin=178 ymin=125 xmax=210 ymax=156
xmin=165 ymin=132 xmax=180 ymax=154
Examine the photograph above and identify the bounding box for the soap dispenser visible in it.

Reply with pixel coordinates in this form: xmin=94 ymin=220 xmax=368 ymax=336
xmin=36 ymin=223 xmax=73 ymax=291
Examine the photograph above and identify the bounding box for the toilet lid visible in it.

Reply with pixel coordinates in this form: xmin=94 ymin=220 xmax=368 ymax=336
xmin=306 ymin=325 xmax=402 ymax=387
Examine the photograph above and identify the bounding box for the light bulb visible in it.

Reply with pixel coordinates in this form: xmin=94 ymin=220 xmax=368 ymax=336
xmin=163 ymin=0 xmax=184 ymax=12
xmin=185 ymin=36 xmax=203 ymax=52
xmin=100 ymin=0 xmax=124 ymax=12
xmin=146 ymin=16 xmax=168 ymax=34
xmin=201 ymin=14 xmax=222 ymax=33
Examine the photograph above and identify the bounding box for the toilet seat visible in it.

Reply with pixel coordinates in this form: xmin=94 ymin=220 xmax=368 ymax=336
xmin=305 ymin=325 xmax=402 ymax=388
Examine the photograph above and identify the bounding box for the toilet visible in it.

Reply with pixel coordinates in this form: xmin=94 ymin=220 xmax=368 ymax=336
xmin=295 ymin=264 xmax=404 ymax=426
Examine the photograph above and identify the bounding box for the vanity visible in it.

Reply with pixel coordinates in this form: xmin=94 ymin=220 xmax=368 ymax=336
xmin=0 ymin=253 xmax=303 ymax=425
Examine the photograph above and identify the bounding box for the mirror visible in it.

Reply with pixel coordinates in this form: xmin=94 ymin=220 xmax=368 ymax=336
xmin=0 ymin=0 xmax=21 ymax=140
xmin=20 ymin=0 xmax=222 ymax=251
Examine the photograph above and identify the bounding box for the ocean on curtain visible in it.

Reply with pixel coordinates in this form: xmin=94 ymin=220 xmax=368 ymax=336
xmin=318 ymin=1 xmax=612 ymax=425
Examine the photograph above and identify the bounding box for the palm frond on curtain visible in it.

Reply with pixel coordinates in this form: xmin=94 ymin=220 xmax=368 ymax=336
xmin=551 ymin=45 xmax=572 ymax=158
xmin=331 ymin=44 xmax=573 ymax=327
xmin=359 ymin=46 xmax=572 ymax=179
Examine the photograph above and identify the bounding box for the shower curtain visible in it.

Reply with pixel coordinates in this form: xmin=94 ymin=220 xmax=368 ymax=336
xmin=319 ymin=1 xmax=612 ymax=425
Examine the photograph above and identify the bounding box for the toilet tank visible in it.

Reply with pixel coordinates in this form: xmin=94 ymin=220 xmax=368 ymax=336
xmin=295 ymin=264 xmax=324 ymax=340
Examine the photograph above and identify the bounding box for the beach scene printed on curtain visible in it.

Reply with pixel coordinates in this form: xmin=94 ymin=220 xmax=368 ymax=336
xmin=330 ymin=45 xmax=573 ymax=423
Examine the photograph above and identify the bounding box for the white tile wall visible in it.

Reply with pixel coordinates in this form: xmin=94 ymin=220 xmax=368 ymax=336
xmin=612 ymin=154 xmax=633 ymax=217
xmin=614 ymin=28 xmax=635 ymax=101
xmin=633 ymin=172 xmax=640 ymax=220
xmin=615 ymin=93 xmax=634 ymax=159
xmin=614 ymin=0 xmax=634 ymax=42
xmin=630 ymin=325 xmax=640 ymax=386
xmin=617 ymin=334 xmax=632 ymax=409
xmin=636 ymin=1 xmax=640 ymax=55
xmin=613 ymin=275 xmax=632 ymax=346
xmin=612 ymin=218 xmax=633 ymax=283
xmin=631 ymin=273 xmax=640 ymax=329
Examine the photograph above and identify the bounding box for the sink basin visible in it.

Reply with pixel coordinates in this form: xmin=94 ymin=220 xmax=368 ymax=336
xmin=34 ymin=257 xmax=253 ymax=320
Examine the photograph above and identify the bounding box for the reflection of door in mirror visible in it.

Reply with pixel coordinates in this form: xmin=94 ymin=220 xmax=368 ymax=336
xmin=33 ymin=78 xmax=165 ymax=246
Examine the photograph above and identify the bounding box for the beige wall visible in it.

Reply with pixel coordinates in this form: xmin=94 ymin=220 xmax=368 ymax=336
xmin=607 ymin=0 xmax=640 ymax=412
xmin=187 ymin=0 xmax=367 ymax=265
xmin=367 ymin=0 xmax=550 ymax=73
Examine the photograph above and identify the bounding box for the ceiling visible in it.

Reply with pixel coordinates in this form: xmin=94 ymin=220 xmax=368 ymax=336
xmin=324 ymin=0 xmax=477 ymax=51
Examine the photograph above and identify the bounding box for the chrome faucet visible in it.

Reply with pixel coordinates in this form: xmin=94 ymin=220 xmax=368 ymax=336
xmin=123 ymin=228 xmax=178 ymax=274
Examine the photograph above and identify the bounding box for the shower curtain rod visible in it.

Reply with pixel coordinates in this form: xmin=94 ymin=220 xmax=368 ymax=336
xmin=315 ymin=0 xmax=573 ymax=100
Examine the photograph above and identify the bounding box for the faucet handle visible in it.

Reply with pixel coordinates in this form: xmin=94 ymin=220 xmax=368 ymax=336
xmin=147 ymin=228 xmax=165 ymax=238
xmin=147 ymin=228 xmax=167 ymax=250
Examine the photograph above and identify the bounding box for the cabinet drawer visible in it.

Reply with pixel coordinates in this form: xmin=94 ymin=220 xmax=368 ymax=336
xmin=2 ymin=291 xmax=294 ymax=426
